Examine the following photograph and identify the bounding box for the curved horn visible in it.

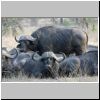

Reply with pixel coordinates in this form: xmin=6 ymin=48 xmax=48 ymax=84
xmin=15 ymin=35 xmax=22 ymax=42
xmin=2 ymin=49 xmax=8 ymax=55
xmin=56 ymin=52 xmax=66 ymax=62
xmin=60 ymin=52 xmax=66 ymax=60
xmin=15 ymin=34 xmax=37 ymax=43
xmin=9 ymin=48 xmax=18 ymax=58
xmin=15 ymin=34 xmax=23 ymax=43
xmin=2 ymin=48 xmax=18 ymax=59
xmin=40 ymin=52 xmax=66 ymax=62
xmin=15 ymin=36 xmax=18 ymax=42
xmin=9 ymin=48 xmax=19 ymax=58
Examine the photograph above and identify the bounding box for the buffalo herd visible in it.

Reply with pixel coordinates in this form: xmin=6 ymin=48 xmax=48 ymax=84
xmin=2 ymin=25 xmax=98 ymax=79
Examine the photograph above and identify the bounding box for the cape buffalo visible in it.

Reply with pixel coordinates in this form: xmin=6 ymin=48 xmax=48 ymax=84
xmin=23 ymin=51 xmax=65 ymax=78
xmin=80 ymin=50 xmax=98 ymax=76
xmin=59 ymin=50 xmax=98 ymax=77
xmin=59 ymin=56 xmax=80 ymax=77
xmin=2 ymin=48 xmax=20 ymax=77
xmin=31 ymin=25 xmax=88 ymax=55
xmin=2 ymin=48 xmax=39 ymax=77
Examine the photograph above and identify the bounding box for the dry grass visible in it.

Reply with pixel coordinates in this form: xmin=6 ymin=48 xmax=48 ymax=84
xmin=2 ymin=26 xmax=39 ymax=49
xmin=87 ymin=30 xmax=98 ymax=46
xmin=2 ymin=35 xmax=18 ymax=49
xmin=2 ymin=76 xmax=98 ymax=82
xmin=1 ymin=26 xmax=98 ymax=82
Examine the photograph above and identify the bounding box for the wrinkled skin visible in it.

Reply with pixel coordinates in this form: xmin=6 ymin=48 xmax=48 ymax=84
xmin=59 ymin=50 xmax=98 ymax=77
xmin=31 ymin=26 xmax=88 ymax=55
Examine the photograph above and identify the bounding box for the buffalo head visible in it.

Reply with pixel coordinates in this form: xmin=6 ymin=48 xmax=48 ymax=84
xmin=33 ymin=51 xmax=66 ymax=78
xmin=15 ymin=34 xmax=37 ymax=52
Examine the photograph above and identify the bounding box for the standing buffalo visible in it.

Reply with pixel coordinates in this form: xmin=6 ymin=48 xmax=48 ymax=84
xmin=59 ymin=50 xmax=98 ymax=77
xmin=31 ymin=26 xmax=88 ymax=55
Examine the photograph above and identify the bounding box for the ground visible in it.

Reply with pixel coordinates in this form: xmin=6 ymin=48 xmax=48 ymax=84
xmin=2 ymin=76 xmax=98 ymax=82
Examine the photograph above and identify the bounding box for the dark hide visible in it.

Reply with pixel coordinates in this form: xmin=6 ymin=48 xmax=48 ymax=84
xmin=59 ymin=50 xmax=98 ymax=77
xmin=23 ymin=56 xmax=59 ymax=79
xmin=31 ymin=26 xmax=88 ymax=55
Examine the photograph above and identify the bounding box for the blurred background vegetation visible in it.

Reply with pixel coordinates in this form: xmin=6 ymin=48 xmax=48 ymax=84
xmin=1 ymin=17 xmax=98 ymax=48
xmin=2 ymin=17 xmax=98 ymax=36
